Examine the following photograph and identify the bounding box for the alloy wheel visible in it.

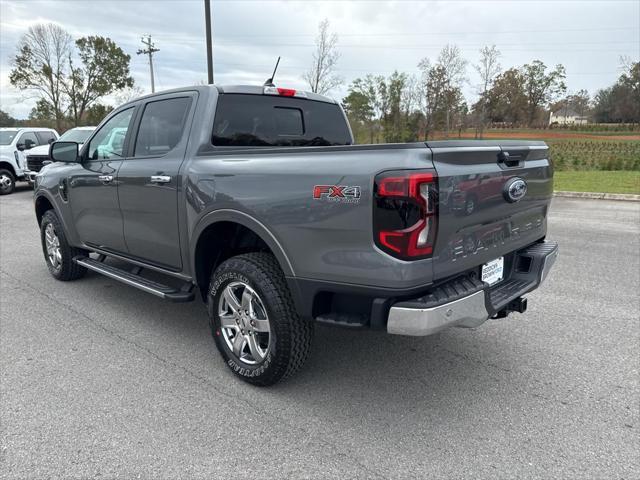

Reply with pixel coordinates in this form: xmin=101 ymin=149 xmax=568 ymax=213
xmin=218 ymin=281 xmax=271 ymax=365
xmin=44 ymin=223 xmax=62 ymax=271
xmin=0 ymin=174 xmax=13 ymax=193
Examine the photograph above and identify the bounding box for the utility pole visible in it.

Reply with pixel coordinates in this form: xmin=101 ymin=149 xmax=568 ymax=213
xmin=204 ymin=0 xmax=214 ymax=84
xmin=137 ymin=35 xmax=159 ymax=93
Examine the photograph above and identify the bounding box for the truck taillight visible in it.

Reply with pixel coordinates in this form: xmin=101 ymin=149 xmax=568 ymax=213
xmin=373 ymin=170 xmax=437 ymax=260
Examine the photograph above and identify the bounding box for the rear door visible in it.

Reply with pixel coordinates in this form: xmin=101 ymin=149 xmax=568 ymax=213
xmin=69 ymin=107 xmax=136 ymax=252
xmin=429 ymin=141 xmax=553 ymax=281
xmin=116 ymin=92 xmax=196 ymax=270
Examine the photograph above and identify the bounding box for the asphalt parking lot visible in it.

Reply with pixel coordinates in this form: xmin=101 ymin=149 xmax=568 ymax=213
xmin=1 ymin=185 xmax=638 ymax=479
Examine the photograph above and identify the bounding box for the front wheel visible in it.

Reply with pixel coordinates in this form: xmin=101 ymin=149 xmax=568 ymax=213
xmin=40 ymin=210 xmax=88 ymax=281
xmin=207 ymin=253 xmax=313 ymax=386
xmin=0 ymin=169 xmax=15 ymax=195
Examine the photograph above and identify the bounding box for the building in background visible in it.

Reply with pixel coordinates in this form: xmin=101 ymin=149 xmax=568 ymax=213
xmin=549 ymin=109 xmax=590 ymax=126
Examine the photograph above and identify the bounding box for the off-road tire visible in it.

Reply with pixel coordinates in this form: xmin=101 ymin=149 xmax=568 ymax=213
xmin=207 ymin=252 xmax=313 ymax=386
xmin=0 ymin=169 xmax=15 ymax=195
xmin=40 ymin=210 xmax=88 ymax=281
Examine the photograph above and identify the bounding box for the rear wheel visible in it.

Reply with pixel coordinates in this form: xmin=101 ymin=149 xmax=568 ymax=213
xmin=40 ymin=210 xmax=87 ymax=281
xmin=207 ymin=253 xmax=313 ymax=386
xmin=0 ymin=169 xmax=15 ymax=195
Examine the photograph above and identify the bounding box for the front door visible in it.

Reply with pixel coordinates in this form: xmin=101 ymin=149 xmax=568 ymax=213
xmin=16 ymin=131 xmax=39 ymax=174
xmin=68 ymin=107 xmax=135 ymax=253
xmin=117 ymin=94 xmax=195 ymax=270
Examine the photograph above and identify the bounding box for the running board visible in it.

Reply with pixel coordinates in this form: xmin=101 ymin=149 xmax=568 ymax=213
xmin=74 ymin=256 xmax=195 ymax=302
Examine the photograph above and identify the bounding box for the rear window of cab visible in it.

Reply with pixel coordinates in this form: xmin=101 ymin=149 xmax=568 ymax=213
xmin=212 ymin=94 xmax=351 ymax=147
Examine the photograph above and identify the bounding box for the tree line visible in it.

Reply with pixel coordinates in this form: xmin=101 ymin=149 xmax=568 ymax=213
xmin=341 ymin=50 xmax=639 ymax=143
xmin=304 ymin=21 xmax=639 ymax=142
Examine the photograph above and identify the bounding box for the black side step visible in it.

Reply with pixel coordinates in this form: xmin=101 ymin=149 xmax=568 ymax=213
xmin=74 ymin=257 xmax=195 ymax=303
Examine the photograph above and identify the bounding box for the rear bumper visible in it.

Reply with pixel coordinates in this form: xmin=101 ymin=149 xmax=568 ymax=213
xmin=387 ymin=240 xmax=558 ymax=336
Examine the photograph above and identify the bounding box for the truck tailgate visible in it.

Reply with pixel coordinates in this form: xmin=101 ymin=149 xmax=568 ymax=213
xmin=428 ymin=140 xmax=553 ymax=281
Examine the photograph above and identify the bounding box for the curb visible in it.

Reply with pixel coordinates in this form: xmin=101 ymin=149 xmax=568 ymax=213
xmin=554 ymin=191 xmax=640 ymax=202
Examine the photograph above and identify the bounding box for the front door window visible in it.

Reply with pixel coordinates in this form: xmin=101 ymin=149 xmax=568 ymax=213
xmin=86 ymin=108 xmax=134 ymax=161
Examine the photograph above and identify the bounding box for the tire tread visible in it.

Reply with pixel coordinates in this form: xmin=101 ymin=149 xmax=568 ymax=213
xmin=41 ymin=210 xmax=87 ymax=281
xmin=208 ymin=252 xmax=313 ymax=385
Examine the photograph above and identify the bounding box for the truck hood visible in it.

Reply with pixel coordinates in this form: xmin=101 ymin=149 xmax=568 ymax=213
xmin=24 ymin=144 xmax=50 ymax=156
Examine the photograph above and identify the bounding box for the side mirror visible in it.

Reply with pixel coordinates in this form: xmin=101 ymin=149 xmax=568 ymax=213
xmin=50 ymin=141 xmax=79 ymax=163
xmin=16 ymin=143 xmax=25 ymax=151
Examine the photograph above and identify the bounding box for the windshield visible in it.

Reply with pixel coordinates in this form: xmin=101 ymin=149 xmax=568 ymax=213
xmin=0 ymin=130 xmax=19 ymax=145
xmin=59 ymin=129 xmax=94 ymax=143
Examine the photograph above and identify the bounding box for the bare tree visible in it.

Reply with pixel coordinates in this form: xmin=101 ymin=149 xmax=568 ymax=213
xmin=9 ymin=23 xmax=72 ymax=131
xmin=303 ymin=19 xmax=343 ymax=95
xmin=401 ymin=74 xmax=420 ymax=117
xmin=417 ymin=47 xmax=468 ymax=139
xmin=438 ymin=44 xmax=467 ymax=87
xmin=114 ymin=85 xmax=145 ymax=105
xmin=619 ymin=55 xmax=634 ymax=72
xmin=418 ymin=58 xmax=443 ymax=139
xmin=437 ymin=45 xmax=467 ymax=136
xmin=474 ymin=45 xmax=501 ymax=137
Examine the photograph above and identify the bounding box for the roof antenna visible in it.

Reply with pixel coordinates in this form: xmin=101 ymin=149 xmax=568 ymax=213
xmin=263 ymin=56 xmax=280 ymax=87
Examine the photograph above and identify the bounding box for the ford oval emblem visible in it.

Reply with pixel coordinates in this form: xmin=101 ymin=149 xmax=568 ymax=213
xmin=504 ymin=177 xmax=527 ymax=203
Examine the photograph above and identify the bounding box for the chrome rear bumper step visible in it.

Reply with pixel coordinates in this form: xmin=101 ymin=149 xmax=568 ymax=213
xmin=74 ymin=256 xmax=195 ymax=303
xmin=387 ymin=240 xmax=558 ymax=336
xmin=388 ymin=290 xmax=488 ymax=336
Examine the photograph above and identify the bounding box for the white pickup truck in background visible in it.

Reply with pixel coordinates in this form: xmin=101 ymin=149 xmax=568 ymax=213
xmin=24 ymin=126 xmax=96 ymax=184
xmin=0 ymin=127 xmax=58 ymax=195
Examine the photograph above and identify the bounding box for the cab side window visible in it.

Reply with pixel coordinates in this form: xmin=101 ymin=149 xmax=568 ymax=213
xmin=36 ymin=131 xmax=57 ymax=145
xmin=134 ymin=97 xmax=191 ymax=157
xmin=18 ymin=132 xmax=39 ymax=149
xmin=86 ymin=108 xmax=134 ymax=161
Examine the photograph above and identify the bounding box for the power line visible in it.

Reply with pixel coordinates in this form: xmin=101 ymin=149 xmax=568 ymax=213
xmin=213 ymin=62 xmax=624 ymax=75
xmin=148 ymin=37 xmax=638 ymax=47
xmin=150 ymin=26 xmax=638 ymax=39
xmin=142 ymin=34 xmax=638 ymax=51
xmin=207 ymin=44 xmax=640 ymax=53
xmin=137 ymin=35 xmax=160 ymax=93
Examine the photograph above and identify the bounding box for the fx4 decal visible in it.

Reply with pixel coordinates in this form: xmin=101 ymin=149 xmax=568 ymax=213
xmin=313 ymin=185 xmax=361 ymax=204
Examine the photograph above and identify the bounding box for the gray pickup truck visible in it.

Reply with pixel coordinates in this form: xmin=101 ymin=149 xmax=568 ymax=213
xmin=34 ymin=84 xmax=558 ymax=385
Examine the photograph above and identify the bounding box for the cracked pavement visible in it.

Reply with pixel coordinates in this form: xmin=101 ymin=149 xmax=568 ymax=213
xmin=1 ymin=186 xmax=639 ymax=479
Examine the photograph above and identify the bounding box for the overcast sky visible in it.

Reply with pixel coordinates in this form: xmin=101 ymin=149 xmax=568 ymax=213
xmin=1 ymin=0 xmax=638 ymax=119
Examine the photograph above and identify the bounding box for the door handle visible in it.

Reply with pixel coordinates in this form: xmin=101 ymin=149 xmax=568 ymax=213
xmin=98 ymin=175 xmax=113 ymax=183
xmin=150 ymin=175 xmax=171 ymax=184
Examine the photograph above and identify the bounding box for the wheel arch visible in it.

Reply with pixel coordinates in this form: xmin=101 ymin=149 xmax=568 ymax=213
xmin=0 ymin=160 xmax=17 ymax=177
xmin=191 ymin=209 xmax=295 ymax=300
xmin=35 ymin=192 xmax=57 ymax=225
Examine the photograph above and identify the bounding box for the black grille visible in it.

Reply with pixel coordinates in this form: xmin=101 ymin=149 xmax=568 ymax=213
xmin=26 ymin=155 xmax=49 ymax=172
